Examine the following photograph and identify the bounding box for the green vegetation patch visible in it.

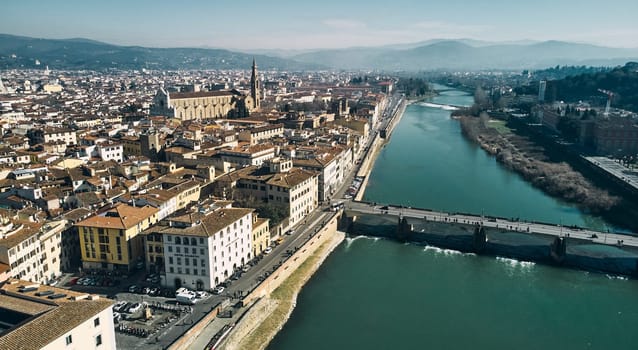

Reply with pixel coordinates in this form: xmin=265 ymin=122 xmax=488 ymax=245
xmin=487 ymin=120 xmax=511 ymax=135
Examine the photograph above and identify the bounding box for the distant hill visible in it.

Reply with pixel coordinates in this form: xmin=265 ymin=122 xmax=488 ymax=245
xmin=0 ymin=34 xmax=320 ymax=71
xmin=292 ymin=40 xmax=638 ymax=70
xmin=2 ymin=34 xmax=637 ymax=72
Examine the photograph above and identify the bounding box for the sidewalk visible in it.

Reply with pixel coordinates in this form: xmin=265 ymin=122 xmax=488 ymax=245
xmin=188 ymin=297 xmax=253 ymax=349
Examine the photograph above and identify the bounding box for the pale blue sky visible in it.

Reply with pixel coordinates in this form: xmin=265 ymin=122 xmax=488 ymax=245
xmin=2 ymin=0 xmax=637 ymax=49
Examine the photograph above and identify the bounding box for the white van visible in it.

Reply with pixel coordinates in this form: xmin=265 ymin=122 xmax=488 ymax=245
xmin=176 ymin=292 xmax=198 ymax=305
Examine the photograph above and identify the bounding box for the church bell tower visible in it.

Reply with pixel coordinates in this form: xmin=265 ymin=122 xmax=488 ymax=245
xmin=250 ymin=58 xmax=261 ymax=110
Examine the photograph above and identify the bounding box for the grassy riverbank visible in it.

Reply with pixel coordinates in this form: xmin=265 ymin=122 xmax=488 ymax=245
xmin=221 ymin=231 xmax=345 ymax=350
xmin=458 ymin=115 xmax=620 ymax=213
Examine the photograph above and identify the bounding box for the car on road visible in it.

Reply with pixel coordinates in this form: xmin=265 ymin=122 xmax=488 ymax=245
xmin=149 ymin=287 xmax=161 ymax=296
xmin=128 ymin=284 xmax=141 ymax=293
xmin=285 ymin=229 xmax=294 ymax=235
xmin=242 ymin=265 xmax=250 ymax=273
xmin=196 ymin=291 xmax=209 ymax=299
xmin=264 ymin=247 xmax=272 ymax=254
xmin=212 ymin=286 xmax=225 ymax=295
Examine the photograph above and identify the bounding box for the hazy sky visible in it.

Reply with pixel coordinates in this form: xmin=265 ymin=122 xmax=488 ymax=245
xmin=2 ymin=0 xmax=638 ymax=50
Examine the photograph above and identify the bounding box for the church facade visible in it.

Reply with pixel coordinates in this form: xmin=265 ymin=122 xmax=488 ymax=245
xmin=151 ymin=60 xmax=261 ymax=120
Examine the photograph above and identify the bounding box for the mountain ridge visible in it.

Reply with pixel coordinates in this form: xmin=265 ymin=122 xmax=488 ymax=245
xmin=2 ymin=34 xmax=638 ymax=71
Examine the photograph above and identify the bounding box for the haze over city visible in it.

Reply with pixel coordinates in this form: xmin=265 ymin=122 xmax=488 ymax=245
xmin=2 ymin=0 xmax=638 ymax=49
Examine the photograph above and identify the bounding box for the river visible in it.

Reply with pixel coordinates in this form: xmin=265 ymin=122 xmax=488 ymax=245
xmin=268 ymin=85 xmax=638 ymax=350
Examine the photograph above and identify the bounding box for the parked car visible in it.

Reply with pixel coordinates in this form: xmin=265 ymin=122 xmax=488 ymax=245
xmin=212 ymin=286 xmax=225 ymax=295
xmin=127 ymin=303 xmax=142 ymax=314
xmin=113 ymin=301 xmax=127 ymax=313
xmin=264 ymin=247 xmax=273 ymax=254
xmin=176 ymin=287 xmax=190 ymax=295
xmin=128 ymin=284 xmax=140 ymax=293
xmin=196 ymin=291 xmax=208 ymax=299
xmin=149 ymin=287 xmax=161 ymax=296
xmin=241 ymin=265 xmax=250 ymax=273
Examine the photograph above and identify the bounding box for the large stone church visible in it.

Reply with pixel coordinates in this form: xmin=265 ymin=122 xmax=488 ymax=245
xmin=151 ymin=59 xmax=261 ymax=120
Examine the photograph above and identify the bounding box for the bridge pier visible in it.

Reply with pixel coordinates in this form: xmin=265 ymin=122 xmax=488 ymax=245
xmin=473 ymin=224 xmax=487 ymax=253
xmin=550 ymin=237 xmax=567 ymax=264
xmin=396 ymin=216 xmax=412 ymax=242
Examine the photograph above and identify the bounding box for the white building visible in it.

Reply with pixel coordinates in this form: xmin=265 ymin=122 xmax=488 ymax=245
xmin=156 ymin=206 xmax=253 ymax=290
xmin=96 ymin=143 xmax=124 ymax=163
xmin=216 ymin=143 xmax=277 ymax=167
xmin=0 ymin=279 xmax=116 ymax=350
xmin=293 ymin=146 xmax=353 ymax=202
xmin=27 ymin=127 xmax=77 ymax=146
xmin=0 ymin=218 xmax=66 ymax=284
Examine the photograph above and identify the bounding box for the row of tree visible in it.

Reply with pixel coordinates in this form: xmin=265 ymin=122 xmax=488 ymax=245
xmin=396 ymin=77 xmax=432 ymax=97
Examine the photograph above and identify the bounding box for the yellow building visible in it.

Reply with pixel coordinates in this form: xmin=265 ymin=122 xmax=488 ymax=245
xmin=252 ymin=216 xmax=270 ymax=257
xmin=76 ymin=204 xmax=158 ymax=271
xmin=120 ymin=136 xmax=142 ymax=156
xmin=166 ymin=180 xmax=201 ymax=210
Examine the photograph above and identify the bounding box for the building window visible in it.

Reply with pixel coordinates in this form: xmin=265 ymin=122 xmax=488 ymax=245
xmin=65 ymin=335 xmax=72 ymax=345
xmin=96 ymin=334 xmax=102 ymax=346
xmin=94 ymin=317 xmax=100 ymax=327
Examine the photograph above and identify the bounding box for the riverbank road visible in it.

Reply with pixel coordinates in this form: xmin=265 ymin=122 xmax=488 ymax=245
xmin=347 ymin=202 xmax=638 ymax=248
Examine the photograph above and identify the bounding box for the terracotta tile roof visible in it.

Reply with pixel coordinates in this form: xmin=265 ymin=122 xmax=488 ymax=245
xmin=75 ymin=203 xmax=157 ymax=230
xmin=0 ymin=279 xmax=113 ymax=350
xmin=265 ymin=168 xmax=316 ymax=188
xmin=0 ymin=221 xmax=42 ymax=249
xmin=170 ymin=90 xmax=234 ymax=99
xmin=159 ymin=208 xmax=253 ymax=238
xmin=0 ymin=294 xmax=54 ymax=316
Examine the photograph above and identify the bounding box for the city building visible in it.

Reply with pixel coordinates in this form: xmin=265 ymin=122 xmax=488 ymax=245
xmin=251 ymin=215 xmax=270 ymax=257
xmin=215 ymin=143 xmax=277 ymax=167
xmin=153 ymin=205 xmax=254 ymax=290
xmin=150 ymin=62 xmax=261 ymax=120
xmin=75 ymin=203 xmax=159 ymax=271
xmin=0 ymin=216 xmax=66 ymax=284
xmin=0 ymin=279 xmax=116 ymax=350
xmin=216 ymin=157 xmax=318 ymax=228
xmin=27 ymin=127 xmax=77 ymax=147
xmin=238 ymin=123 xmax=284 ymax=144
xmin=293 ymin=146 xmax=353 ymax=202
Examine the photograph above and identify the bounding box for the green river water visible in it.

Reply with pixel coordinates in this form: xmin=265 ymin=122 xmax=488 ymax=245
xmin=268 ymin=86 xmax=638 ymax=350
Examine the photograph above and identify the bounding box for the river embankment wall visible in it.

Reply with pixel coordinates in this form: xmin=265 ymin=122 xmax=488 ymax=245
xmin=355 ymin=99 xmax=408 ymax=201
xmin=219 ymin=212 xmax=345 ymax=350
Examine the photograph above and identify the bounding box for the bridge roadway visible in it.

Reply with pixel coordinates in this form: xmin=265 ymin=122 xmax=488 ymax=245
xmin=345 ymin=200 xmax=638 ymax=248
